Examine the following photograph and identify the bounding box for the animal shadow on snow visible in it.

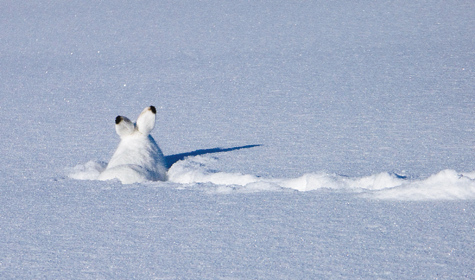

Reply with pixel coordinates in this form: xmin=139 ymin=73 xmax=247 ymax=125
xmin=165 ymin=144 xmax=262 ymax=169
xmin=97 ymin=104 xmax=261 ymax=184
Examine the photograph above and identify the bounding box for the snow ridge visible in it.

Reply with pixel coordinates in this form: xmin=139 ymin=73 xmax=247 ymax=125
xmin=69 ymin=155 xmax=475 ymax=201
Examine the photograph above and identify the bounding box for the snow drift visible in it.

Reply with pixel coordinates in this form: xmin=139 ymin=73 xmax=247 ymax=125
xmin=69 ymin=155 xmax=475 ymax=201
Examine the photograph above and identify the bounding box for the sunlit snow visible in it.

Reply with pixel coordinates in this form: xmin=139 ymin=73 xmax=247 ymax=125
xmin=1 ymin=0 xmax=474 ymax=279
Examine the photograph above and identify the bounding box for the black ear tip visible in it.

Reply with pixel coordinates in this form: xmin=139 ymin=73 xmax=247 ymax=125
xmin=150 ymin=106 xmax=156 ymax=114
xmin=115 ymin=116 xmax=123 ymax=124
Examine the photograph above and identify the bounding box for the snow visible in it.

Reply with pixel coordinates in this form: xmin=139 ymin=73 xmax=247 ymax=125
xmin=71 ymin=157 xmax=475 ymax=201
xmin=1 ymin=0 xmax=475 ymax=278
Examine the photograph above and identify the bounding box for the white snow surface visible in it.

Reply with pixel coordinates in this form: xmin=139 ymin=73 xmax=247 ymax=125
xmin=71 ymin=157 xmax=475 ymax=201
xmin=1 ymin=0 xmax=475 ymax=279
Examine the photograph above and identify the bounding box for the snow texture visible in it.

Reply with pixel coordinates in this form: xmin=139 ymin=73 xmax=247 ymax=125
xmin=1 ymin=0 xmax=475 ymax=279
xmin=70 ymin=156 xmax=475 ymax=201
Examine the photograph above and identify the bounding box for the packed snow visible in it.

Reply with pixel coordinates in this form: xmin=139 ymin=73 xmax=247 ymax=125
xmin=71 ymin=157 xmax=475 ymax=201
xmin=1 ymin=0 xmax=475 ymax=279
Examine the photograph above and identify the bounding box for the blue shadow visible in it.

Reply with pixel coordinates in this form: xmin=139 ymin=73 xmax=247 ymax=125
xmin=165 ymin=144 xmax=262 ymax=169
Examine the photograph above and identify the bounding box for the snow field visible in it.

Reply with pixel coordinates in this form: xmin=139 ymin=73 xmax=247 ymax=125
xmin=1 ymin=0 xmax=475 ymax=278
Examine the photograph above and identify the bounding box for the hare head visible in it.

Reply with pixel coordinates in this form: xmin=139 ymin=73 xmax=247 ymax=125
xmin=98 ymin=106 xmax=168 ymax=184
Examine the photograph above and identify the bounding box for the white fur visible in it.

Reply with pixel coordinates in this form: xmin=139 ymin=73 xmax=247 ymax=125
xmin=98 ymin=106 xmax=168 ymax=184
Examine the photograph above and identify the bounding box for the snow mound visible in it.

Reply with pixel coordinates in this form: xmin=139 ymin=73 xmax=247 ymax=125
xmin=370 ymin=169 xmax=475 ymax=200
xmin=167 ymin=156 xmax=475 ymax=200
xmin=69 ymin=156 xmax=475 ymax=200
xmin=67 ymin=160 xmax=107 ymax=180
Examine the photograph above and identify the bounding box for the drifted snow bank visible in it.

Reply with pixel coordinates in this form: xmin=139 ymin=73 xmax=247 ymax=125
xmin=68 ymin=160 xmax=107 ymax=180
xmin=69 ymin=156 xmax=475 ymax=201
xmin=167 ymin=156 xmax=475 ymax=200
xmin=370 ymin=169 xmax=475 ymax=201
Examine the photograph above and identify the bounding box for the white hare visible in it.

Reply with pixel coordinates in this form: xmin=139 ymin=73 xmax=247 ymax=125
xmin=98 ymin=106 xmax=168 ymax=184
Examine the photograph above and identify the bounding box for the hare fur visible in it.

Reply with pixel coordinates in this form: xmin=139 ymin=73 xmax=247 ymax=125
xmin=98 ymin=106 xmax=168 ymax=184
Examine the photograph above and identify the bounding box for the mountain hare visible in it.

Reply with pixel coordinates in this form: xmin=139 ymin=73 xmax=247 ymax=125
xmin=98 ymin=106 xmax=168 ymax=183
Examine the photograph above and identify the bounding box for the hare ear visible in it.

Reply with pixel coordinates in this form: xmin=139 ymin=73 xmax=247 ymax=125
xmin=115 ymin=116 xmax=134 ymax=137
xmin=136 ymin=106 xmax=156 ymax=135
